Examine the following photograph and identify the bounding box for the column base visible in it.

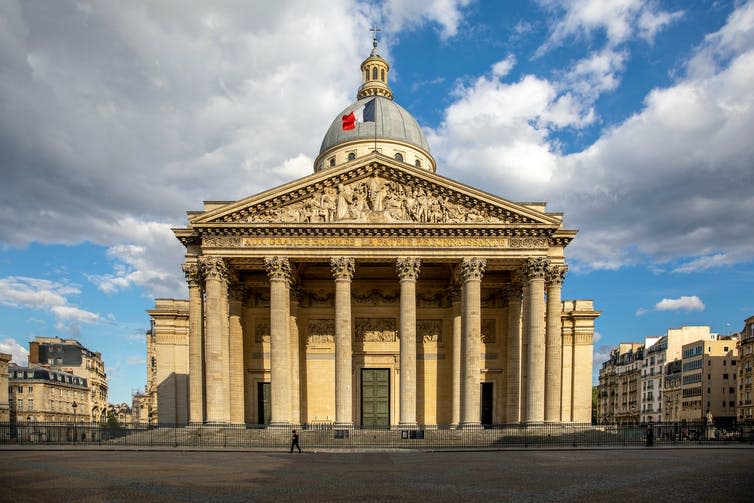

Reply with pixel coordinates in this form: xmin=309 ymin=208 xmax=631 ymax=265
xmin=334 ymin=422 xmax=353 ymax=429
xmin=268 ymin=422 xmax=292 ymax=429
xmin=398 ymin=422 xmax=419 ymax=429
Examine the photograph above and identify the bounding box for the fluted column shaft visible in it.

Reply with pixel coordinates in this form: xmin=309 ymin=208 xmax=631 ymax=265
xmin=331 ymin=257 xmax=355 ymax=428
xmin=450 ymin=285 xmax=462 ymax=428
xmin=397 ymin=257 xmax=421 ymax=428
xmin=524 ymin=257 xmax=548 ymax=424
xmin=290 ymin=289 xmax=302 ymax=426
xmin=184 ymin=262 xmax=205 ymax=425
xmin=545 ymin=265 xmax=567 ymax=423
xmin=505 ymin=277 xmax=523 ymax=423
xmin=228 ymin=280 xmax=246 ymax=424
xmin=201 ymin=256 xmax=230 ymax=423
xmin=460 ymin=258 xmax=486 ymax=428
xmin=265 ymin=257 xmax=292 ymax=426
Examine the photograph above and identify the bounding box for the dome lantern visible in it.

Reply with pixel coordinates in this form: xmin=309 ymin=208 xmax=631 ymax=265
xmin=357 ymin=28 xmax=393 ymax=101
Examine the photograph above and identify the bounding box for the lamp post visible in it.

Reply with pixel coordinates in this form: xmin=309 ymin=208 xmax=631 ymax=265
xmin=71 ymin=401 xmax=78 ymax=443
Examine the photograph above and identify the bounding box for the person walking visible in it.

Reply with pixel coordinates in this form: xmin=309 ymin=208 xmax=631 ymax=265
xmin=290 ymin=429 xmax=301 ymax=453
xmin=646 ymin=422 xmax=654 ymax=447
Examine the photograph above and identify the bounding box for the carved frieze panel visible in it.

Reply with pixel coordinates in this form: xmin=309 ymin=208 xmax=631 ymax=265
xmin=355 ymin=318 xmax=397 ymax=342
xmin=304 ymin=289 xmax=334 ymax=307
xmin=481 ymin=319 xmax=496 ymax=343
xmin=353 ymin=287 xmax=399 ymax=305
xmin=240 ymin=174 xmax=513 ymax=225
xmin=417 ymin=290 xmax=444 ymax=308
xmin=417 ymin=319 xmax=442 ymax=343
xmin=307 ymin=319 xmax=335 ymax=347
xmin=255 ymin=322 xmax=270 ymax=343
xmin=202 ymin=236 xmax=241 ymax=248
xmin=510 ymin=237 xmax=549 ymax=249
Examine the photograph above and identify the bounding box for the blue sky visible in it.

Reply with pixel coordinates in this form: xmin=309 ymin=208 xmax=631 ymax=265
xmin=1 ymin=0 xmax=753 ymax=404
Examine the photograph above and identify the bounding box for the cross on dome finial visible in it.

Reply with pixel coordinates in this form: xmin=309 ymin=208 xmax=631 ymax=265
xmin=370 ymin=26 xmax=381 ymax=49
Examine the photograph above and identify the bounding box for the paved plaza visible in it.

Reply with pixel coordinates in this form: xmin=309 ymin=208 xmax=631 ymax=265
xmin=2 ymin=447 xmax=754 ymax=502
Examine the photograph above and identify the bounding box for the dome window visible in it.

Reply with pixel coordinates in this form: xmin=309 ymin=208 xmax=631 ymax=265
xmin=372 ymin=67 xmax=378 ymax=80
xmin=347 ymin=152 xmax=356 ymax=161
xmin=394 ymin=153 xmax=404 ymax=162
xmin=415 ymin=159 xmax=421 ymax=168
xmin=381 ymin=69 xmax=385 ymax=82
xmin=329 ymin=157 xmax=336 ymax=167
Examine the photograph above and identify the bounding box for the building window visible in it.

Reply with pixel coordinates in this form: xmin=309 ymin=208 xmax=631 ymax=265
xmin=329 ymin=157 xmax=335 ymax=167
xmin=394 ymin=153 xmax=403 ymax=161
xmin=17 ymin=386 xmax=23 ymax=393
xmin=28 ymin=399 xmax=33 ymax=410
xmin=372 ymin=67 xmax=378 ymax=80
xmin=347 ymin=152 xmax=356 ymax=161
xmin=723 ymin=374 xmax=729 ymax=380
xmin=28 ymin=386 xmax=33 ymax=393
xmin=415 ymin=159 xmax=421 ymax=168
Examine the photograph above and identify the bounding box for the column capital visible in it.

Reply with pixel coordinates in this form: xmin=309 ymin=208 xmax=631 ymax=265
xmin=330 ymin=256 xmax=355 ymax=280
xmin=198 ymin=256 xmax=228 ymax=282
xmin=264 ymin=256 xmax=292 ymax=283
xmin=460 ymin=257 xmax=486 ymax=282
xmin=545 ymin=264 xmax=568 ymax=286
xmin=182 ymin=262 xmax=203 ymax=287
xmin=396 ymin=257 xmax=421 ymax=281
xmin=522 ymin=257 xmax=549 ymax=281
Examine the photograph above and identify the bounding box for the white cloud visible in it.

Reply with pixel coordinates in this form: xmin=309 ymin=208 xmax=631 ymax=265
xmin=0 ymin=275 xmax=101 ymax=325
xmin=655 ymin=295 xmax=705 ymax=312
xmin=536 ymin=0 xmax=683 ymax=53
xmin=635 ymin=307 xmax=648 ymax=317
xmin=491 ymin=55 xmax=516 ymax=78
xmin=0 ymin=338 xmax=28 ymax=366
xmin=382 ymin=0 xmax=472 ymax=39
xmin=126 ymin=356 xmax=145 ymax=366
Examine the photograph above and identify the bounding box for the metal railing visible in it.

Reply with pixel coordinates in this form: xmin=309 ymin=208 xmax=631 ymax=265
xmin=2 ymin=421 xmax=752 ymax=449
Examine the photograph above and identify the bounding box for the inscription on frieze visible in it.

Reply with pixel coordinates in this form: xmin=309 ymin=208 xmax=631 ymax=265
xmin=355 ymin=318 xmax=397 ymax=342
xmin=239 ymin=236 xmax=510 ymax=248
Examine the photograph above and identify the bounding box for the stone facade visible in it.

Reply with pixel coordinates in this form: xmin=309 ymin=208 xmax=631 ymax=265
xmin=8 ymin=366 xmax=89 ymax=422
xmin=0 ymin=353 xmax=10 ymax=422
xmin=148 ymin=42 xmax=599 ymax=427
xmin=28 ymin=337 xmax=108 ymax=421
xmin=737 ymin=316 xmax=754 ymax=424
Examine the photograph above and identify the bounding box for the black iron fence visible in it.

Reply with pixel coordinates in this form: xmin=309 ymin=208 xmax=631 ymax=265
xmin=2 ymin=421 xmax=752 ymax=449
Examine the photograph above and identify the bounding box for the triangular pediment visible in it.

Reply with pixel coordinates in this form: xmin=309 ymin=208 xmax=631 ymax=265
xmin=191 ymin=154 xmax=561 ymax=227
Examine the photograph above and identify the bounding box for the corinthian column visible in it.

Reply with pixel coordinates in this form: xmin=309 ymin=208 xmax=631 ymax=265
xmin=460 ymin=257 xmax=486 ymax=429
xmin=449 ymin=282 xmax=462 ymax=428
xmin=331 ymin=257 xmax=355 ymax=428
xmin=290 ymin=284 xmax=302 ymax=426
xmin=397 ymin=257 xmax=421 ymax=428
xmin=183 ymin=262 xmax=204 ymax=425
xmin=199 ymin=256 xmax=230 ymax=423
xmin=265 ymin=256 xmax=292 ymax=427
xmin=504 ymin=276 xmax=523 ymax=423
xmin=523 ymin=257 xmax=548 ymax=424
xmin=228 ymin=278 xmax=246 ymax=425
xmin=545 ymin=264 xmax=567 ymax=423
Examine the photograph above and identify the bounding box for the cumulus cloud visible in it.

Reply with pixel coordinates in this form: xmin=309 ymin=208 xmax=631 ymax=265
xmin=381 ymin=0 xmax=472 ymax=39
xmin=0 ymin=276 xmax=100 ymax=324
xmin=536 ymin=0 xmax=683 ymax=54
xmin=655 ymin=295 xmax=705 ymax=312
xmin=0 ymin=337 xmax=29 ymax=366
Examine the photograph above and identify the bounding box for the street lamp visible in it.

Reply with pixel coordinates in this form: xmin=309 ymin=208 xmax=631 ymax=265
xmin=71 ymin=401 xmax=78 ymax=443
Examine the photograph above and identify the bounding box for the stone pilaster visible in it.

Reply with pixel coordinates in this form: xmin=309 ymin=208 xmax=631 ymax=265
xmin=460 ymin=257 xmax=486 ymax=429
xmin=183 ymin=261 xmax=205 ymax=425
xmin=523 ymin=257 xmax=548 ymax=424
xmin=545 ymin=264 xmax=567 ymax=423
xmin=397 ymin=257 xmax=421 ymax=428
xmin=448 ymin=282 xmax=462 ymax=428
xmin=504 ymin=276 xmax=523 ymax=424
xmin=265 ymin=256 xmax=292 ymax=426
xmin=228 ymin=277 xmax=246 ymax=425
xmin=199 ymin=256 xmax=230 ymax=423
xmin=331 ymin=256 xmax=355 ymax=428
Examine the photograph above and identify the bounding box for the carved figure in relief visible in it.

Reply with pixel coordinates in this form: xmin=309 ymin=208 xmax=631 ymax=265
xmin=321 ymin=187 xmax=337 ymax=222
xmin=336 ymin=183 xmax=353 ymax=220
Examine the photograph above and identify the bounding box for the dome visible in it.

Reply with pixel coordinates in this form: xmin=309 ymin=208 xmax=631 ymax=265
xmin=319 ymin=97 xmax=431 ymax=156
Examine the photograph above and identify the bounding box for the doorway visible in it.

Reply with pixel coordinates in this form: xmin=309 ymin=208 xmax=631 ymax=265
xmin=481 ymin=382 xmax=493 ymax=425
xmin=361 ymin=368 xmax=390 ymax=427
xmin=257 ymin=382 xmax=271 ymax=425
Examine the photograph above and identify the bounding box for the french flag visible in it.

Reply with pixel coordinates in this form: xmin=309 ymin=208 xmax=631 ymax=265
xmin=342 ymin=99 xmax=376 ymax=130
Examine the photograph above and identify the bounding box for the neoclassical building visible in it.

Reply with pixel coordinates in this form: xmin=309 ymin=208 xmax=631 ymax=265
xmin=150 ymin=40 xmax=599 ymax=428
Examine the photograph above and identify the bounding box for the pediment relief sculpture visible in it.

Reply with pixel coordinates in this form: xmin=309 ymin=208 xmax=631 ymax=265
xmin=228 ymin=172 xmax=535 ymax=225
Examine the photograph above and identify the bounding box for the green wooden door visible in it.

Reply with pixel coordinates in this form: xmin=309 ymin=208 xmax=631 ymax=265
xmin=361 ymin=369 xmax=390 ymax=427
xmin=257 ymin=382 xmax=271 ymax=425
